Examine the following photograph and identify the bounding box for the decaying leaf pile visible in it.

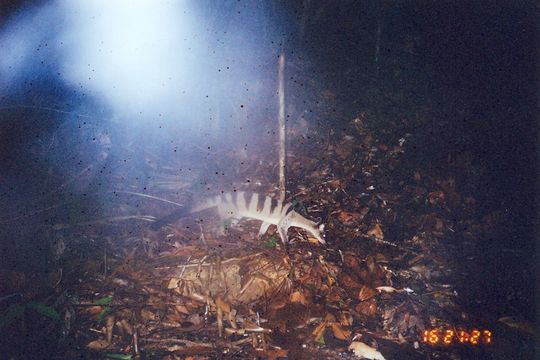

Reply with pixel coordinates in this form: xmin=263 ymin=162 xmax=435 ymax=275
xmin=0 ymin=113 xmax=506 ymax=359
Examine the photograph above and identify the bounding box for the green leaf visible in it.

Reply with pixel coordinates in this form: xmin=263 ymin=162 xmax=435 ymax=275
xmin=0 ymin=304 xmax=25 ymax=329
xmin=98 ymin=306 xmax=111 ymax=323
xmin=223 ymin=218 xmax=233 ymax=230
xmin=317 ymin=335 xmax=326 ymax=345
xmin=27 ymin=301 xmax=61 ymax=321
xmin=94 ymin=295 xmax=113 ymax=305
xmin=105 ymin=354 xmax=133 ymax=360
xmin=265 ymin=236 xmax=278 ymax=248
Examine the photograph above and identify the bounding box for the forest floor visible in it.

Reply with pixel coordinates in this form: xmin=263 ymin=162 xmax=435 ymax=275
xmin=1 ymin=110 xmax=535 ymax=359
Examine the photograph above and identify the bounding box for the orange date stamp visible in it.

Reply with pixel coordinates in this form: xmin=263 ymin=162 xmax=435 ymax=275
xmin=422 ymin=328 xmax=492 ymax=345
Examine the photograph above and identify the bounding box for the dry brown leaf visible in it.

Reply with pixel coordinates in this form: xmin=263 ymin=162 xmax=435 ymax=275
xmin=338 ymin=211 xmax=354 ymax=222
xmin=167 ymin=252 xmax=289 ymax=305
xmin=323 ymin=314 xmax=336 ymax=323
xmin=140 ymin=308 xmax=156 ymax=322
xmin=187 ymin=313 xmax=204 ymax=326
xmin=312 ymin=321 xmax=327 ymax=340
xmin=116 ymin=319 xmax=133 ymax=336
xmin=105 ymin=315 xmax=114 ymax=344
xmin=175 ymin=304 xmax=190 ymax=315
xmin=355 ymin=298 xmax=378 ymax=317
xmin=331 ymin=322 xmax=352 ymax=340
xmin=358 ymin=286 xmax=378 ymax=301
xmin=268 ymin=349 xmax=289 ymax=360
xmin=366 ymin=256 xmax=377 ymax=274
xmin=147 ymin=295 xmax=165 ymax=307
xmin=324 ymin=282 xmax=335 ymax=294
xmin=407 ymin=254 xmax=425 ymax=265
xmin=328 ymin=179 xmax=343 ymax=189
xmin=215 ymin=296 xmax=231 ymax=314
xmin=356 ymin=268 xmax=370 ymax=283
xmin=397 ymin=312 xmax=411 ymax=334
xmin=86 ymin=339 xmax=110 ymax=350
xmin=240 ymin=320 xmax=258 ymax=331
xmin=327 ymin=287 xmax=346 ymax=302
xmin=85 ymin=306 xmax=104 ymax=316
xmin=273 ymin=303 xmax=311 ymax=330
xmin=216 ymin=301 xmax=224 ymax=337
xmin=254 ymin=349 xmax=289 ymax=360
xmin=164 ymin=309 xmax=183 ymax=324
xmin=410 ymin=265 xmax=431 ymax=279
xmin=338 ymin=211 xmax=364 ymax=226
xmin=374 ymin=253 xmax=388 ymax=263
xmin=343 ymin=254 xmax=360 ymax=269
xmin=339 ymin=272 xmax=362 ymax=289
xmin=367 ymin=223 xmax=384 ymax=240
xmin=382 ymin=308 xmax=397 ymax=329
xmin=290 ymin=290 xmax=309 ymax=305
xmin=325 ymin=273 xmax=337 ymax=288
xmin=339 ymin=311 xmax=354 ymax=326
xmin=167 ymin=277 xmax=180 ymax=289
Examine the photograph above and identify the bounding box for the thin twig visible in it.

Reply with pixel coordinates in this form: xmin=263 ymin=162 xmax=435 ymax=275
xmin=115 ymin=191 xmax=184 ymax=207
xmin=0 ymin=105 xmax=93 ymax=118
xmin=277 ymin=53 xmax=286 ymax=202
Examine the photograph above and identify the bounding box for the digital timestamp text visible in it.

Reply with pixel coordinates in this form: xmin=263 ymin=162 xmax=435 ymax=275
xmin=422 ymin=329 xmax=492 ymax=345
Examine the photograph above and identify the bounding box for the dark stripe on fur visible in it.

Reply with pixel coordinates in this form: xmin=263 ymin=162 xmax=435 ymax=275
xmin=256 ymin=193 xmax=265 ymax=212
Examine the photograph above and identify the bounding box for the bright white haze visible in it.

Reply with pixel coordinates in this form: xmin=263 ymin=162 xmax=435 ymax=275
xmin=59 ymin=0 xmax=202 ymax=119
xmin=0 ymin=0 xmax=268 ymax=125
